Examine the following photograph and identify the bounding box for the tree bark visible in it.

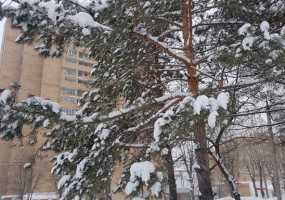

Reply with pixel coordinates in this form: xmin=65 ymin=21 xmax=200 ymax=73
xmin=264 ymin=167 xmax=269 ymax=198
xmin=271 ymin=176 xmax=277 ymax=197
xmin=252 ymin=177 xmax=258 ymax=197
xmin=194 ymin=119 xmax=214 ymax=200
xmin=181 ymin=0 xmax=214 ymax=199
xmin=246 ymin=165 xmax=258 ymax=197
xmin=266 ymin=101 xmax=282 ymax=200
xmin=258 ymin=162 xmax=265 ymax=198
xmin=210 ymin=152 xmax=241 ymax=200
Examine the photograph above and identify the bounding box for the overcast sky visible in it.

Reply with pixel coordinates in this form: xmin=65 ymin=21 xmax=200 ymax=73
xmin=0 ymin=19 xmax=5 ymax=49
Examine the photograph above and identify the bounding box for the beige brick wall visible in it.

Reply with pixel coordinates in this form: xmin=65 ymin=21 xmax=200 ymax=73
xmin=0 ymin=20 xmax=23 ymax=88
xmin=0 ymin=20 xmax=75 ymax=196
xmin=0 ymin=20 xmax=96 ymax=198
xmin=17 ymin=45 xmax=44 ymax=100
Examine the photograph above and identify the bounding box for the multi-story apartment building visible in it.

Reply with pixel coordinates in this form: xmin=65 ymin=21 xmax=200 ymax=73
xmin=0 ymin=20 xmax=95 ymax=199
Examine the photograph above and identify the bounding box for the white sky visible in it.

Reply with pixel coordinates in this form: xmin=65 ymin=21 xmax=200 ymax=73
xmin=0 ymin=19 xmax=5 ymax=49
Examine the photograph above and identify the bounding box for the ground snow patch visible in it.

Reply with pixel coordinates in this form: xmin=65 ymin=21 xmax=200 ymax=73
xmin=217 ymin=197 xmax=277 ymax=200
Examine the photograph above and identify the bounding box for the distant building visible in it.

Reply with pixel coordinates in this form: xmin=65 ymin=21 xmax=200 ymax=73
xmin=172 ymin=136 xmax=285 ymax=200
xmin=0 ymin=20 xmax=94 ymax=199
xmin=209 ymin=136 xmax=284 ymax=199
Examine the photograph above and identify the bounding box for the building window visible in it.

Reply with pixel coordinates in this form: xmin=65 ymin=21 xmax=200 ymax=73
xmin=62 ymin=88 xmax=86 ymax=97
xmin=65 ymin=47 xmax=77 ymax=63
xmin=62 ymin=87 xmax=77 ymax=96
xmin=62 ymin=96 xmax=78 ymax=105
xmin=65 ymin=57 xmax=77 ymax=64
xmin=64 ymin=68 xmax=77 ymax=76
xmin=63 ymin=68 xmax=90 ymax=84
xmin=62 ymin=108 xmax=77 ymax=116
xmin=79 ymin=51 xmax=89 ymax=60
xmin=64 ymin=76 xmax=77 ymax=82
xmin=64 ymin=68 xmax=77 ymax=83
xmin=78 ymin=79 xmax=88 ymax=84
xmin=79 ymin=60 xmax=93 ymax=68
xmin=66 ymin=47 xmax=77 ymax=57
xmin=78 ymin=70 xmax=89 ymax=78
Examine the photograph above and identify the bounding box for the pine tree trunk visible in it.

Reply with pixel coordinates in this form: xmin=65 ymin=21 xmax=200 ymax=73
xmin=194 ymin=118 xmax=214 ymax=200
xmin=165 ymin=146 xmax=178 ymax=200
xmin=181 ymin=0 xmax=214 ymax=199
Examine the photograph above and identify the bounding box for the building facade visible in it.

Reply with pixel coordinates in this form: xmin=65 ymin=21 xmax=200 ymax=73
xmin=0 ymin=20 xmax=94 ymax=199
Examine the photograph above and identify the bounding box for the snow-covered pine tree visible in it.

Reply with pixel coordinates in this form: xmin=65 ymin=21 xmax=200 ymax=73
xmin=0 ymin=0 xmax=284 ymax=200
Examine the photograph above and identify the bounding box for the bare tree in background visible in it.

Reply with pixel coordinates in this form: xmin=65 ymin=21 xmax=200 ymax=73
xmin=16 ymin=161 xmax=40 ymax=200
xmin=177 ymin=141 xmax=196 ymax=200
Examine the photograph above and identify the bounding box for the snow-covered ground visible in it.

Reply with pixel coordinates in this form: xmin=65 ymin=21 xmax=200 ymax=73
xmin=217 ymin=197 xmax=278 ymax=200
xmin=1 ymin=192 xmax=58 ymax=200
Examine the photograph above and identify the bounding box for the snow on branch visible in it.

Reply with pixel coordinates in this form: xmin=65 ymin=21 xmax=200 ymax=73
xmin=5 ymin=0 xmax=112 ymax=31
xmin=0 ymin=89 xmax=12 ymax=104
xmin=125 ymin=161 xmax=162 ymax=199
xmin=133 ymin=29 xmax=217 ymax=80
xmin=133 ymin=29 xmax=192 ymax=64
xmin=68 ymin=12 xmax=112 ymax=31
xmin=153 ymin=92 xmax=229 ymax=144
xmin=20 ymin=96 xmax=61 ymax=113
xmin=238 ymin=21 xmax=285 ymax=51
xmin=82 ymin=92 xmax=190 ymax=124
